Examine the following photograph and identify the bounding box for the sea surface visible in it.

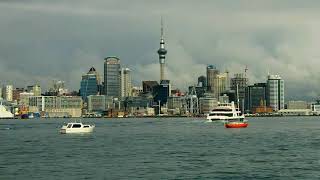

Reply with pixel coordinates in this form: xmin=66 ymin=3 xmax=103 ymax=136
xmin=0 ymin=117 xmax=319 ymax=179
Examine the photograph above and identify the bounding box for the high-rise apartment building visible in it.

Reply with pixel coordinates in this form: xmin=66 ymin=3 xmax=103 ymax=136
xmin=267 ymin=75 xmax=284 ymax=111
xmin=206 ymin=65 xmax=219 ymax=94
xmin=4 ymin=85 xmax=13 ymax=102
xmin=104 ymin=57 xmax=121 ymax=98
xmin=120 ymin=68 xmax=132 ymax=97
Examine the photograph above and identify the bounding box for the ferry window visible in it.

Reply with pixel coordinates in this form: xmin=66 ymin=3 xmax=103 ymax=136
xmin=84 ymin=126 xmax=89 ymax=128
xmin=72 ymin=124 xmax=81 ymax=128
xmin=67 ymin=124 xmax=72 ymax=128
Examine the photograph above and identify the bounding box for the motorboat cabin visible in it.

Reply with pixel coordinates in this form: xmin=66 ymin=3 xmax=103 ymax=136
xmin=60 ymin=122 xmax=95 ymax=134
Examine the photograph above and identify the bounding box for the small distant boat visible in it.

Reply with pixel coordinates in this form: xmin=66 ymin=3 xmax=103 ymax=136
xmin=60 ymin=121 xmax=95 ymax=134
xmin=225 ymin=120 xmax=248 ymax=128
xmin=21 ymin=114 xmax=29 ymax=119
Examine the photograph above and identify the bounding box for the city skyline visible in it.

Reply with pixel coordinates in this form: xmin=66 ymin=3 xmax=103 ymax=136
xmin=1 ymin=1 xmax=320 ymax=100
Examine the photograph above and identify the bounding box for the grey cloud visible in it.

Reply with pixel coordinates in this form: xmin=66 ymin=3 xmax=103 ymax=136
xmin=1 ymin=0 xmax=320 ymax=100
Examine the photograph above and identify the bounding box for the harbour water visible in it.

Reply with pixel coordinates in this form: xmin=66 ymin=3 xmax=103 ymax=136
xmin=0 ymin=117 xmax=319 ymax=179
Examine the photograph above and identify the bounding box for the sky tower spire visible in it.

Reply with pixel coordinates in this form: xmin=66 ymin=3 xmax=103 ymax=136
xmin=161 ymin=16 xmax=164 ymax=40
xmin=157 ymin=16 xmax=167 ymax=82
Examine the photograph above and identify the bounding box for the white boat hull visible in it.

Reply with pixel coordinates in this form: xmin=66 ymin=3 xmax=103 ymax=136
xmin=60 ymin=123 xmax=95 ymax=134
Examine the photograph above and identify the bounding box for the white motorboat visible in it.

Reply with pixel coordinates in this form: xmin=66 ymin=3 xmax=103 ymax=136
xmin=60 ymin=121 xmax=95 ymax=134
xmin=206 ymin=101 xmax=244 ymax=122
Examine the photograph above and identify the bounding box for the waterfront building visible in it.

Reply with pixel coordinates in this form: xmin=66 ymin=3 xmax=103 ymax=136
xmin=252 ymin=105 xmax=273 ymax=114
xmin=278 ymin=109 xmax=311 ymax=116
xmin=267 ymin=75 xmax=284 ymax=111
xmin=80 ymin=67 xmax=100 ymax=100
xmin=124 ymin=96 xmax=152 ymax=113
xmin=206 ymin=65 xmax=219 ymax=93
xmin=104 ymin=57 xmax=121 ymax=98
xmin=167 ymin=96 xmax=184 ymax=110
xmin=199 ymin=97 xmax=218 ymax=114
xmin=167 ymin=96 xmax=184 ymax=115
xmin=287 ymin=101 xmax=308 ymax=109
xmin=142 ymin=81 xmax=159 ymax=93
xmin=245 ymin=83 xmax=267 ymax=113
xmin=29 ymin=96 xmax=82 ymax=117
xmin=19 ymin=92 xmax=34 ymax=106
xmin=87 ymin=95 xmax=113 ymax=113
xmin=120 ymin=68 xmax=132 ymax=98
xmin=157 ymin=18 xmax=168 ymax=82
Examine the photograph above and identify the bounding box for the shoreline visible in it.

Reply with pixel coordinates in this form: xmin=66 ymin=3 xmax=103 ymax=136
xmin=1 ymin=114 xmax=320 ymax=120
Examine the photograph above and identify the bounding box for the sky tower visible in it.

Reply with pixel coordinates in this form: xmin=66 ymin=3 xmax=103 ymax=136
xmin=157 ymin=17 xmax=167 ymax=82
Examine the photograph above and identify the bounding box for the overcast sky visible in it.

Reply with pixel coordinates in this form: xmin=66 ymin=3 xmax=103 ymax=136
xmin=1 ymin=0 xmax=320 ymax=100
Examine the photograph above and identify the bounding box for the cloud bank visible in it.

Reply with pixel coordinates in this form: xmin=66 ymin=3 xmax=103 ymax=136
xmin=1 ymin=0 xmax=320 ymax=100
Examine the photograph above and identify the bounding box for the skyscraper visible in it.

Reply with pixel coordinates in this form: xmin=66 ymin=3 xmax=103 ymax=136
xmin=206 ymin=65 xmax=219 ymax=94
xmin=80 ymin=67 xmax=100 ymax=100
xmin=245 ymin=83 xmax=267 ymax=113
xmin=120 ymin=68 xmax=132 ymax=97
xmin=157 ymin=18 xmax=167 ymax=82
xmin=213 ymin=72 xmax=229 ymax=99
xmin=230 ymin=73 xmax=248 ymax=110
xmin=104 ymin=57 xmax=121 ymax=98
xmin=267 ymin=75 xmax=284 ymax=111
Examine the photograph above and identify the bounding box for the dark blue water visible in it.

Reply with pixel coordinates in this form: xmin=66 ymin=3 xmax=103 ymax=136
xmin=0 ymin=117 xmax=319 ymax=179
